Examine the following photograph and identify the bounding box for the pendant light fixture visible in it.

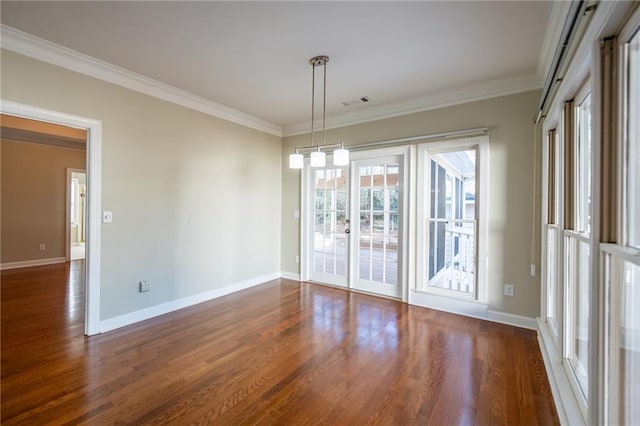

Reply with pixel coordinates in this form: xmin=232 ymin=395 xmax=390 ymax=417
xmin=288 ymin=55 xmax=349 ymax=169
xmin=333 ymin=142 xmax=349 ymax=166
xmin=288 ymin=149 xmax=304 ymax=169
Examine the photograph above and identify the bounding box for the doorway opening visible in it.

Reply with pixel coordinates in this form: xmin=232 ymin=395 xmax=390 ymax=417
xmin=1 ymin=101 xmax=102 ymax=335
xmin=67 ymin=169 xmax=87 ymax=261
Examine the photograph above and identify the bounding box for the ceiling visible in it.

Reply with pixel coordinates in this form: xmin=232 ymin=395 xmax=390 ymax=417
xmin=0 ymin=1 xmax=554 ymax=136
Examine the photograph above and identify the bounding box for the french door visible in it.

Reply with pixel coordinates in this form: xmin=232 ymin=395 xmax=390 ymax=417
xmin=304 ymin=151 xmax=404 ymax=299
xmin=307 ymin=166 xmax=350 ymax=287
xmin=350 ymin=157 xmax=402 ymax=298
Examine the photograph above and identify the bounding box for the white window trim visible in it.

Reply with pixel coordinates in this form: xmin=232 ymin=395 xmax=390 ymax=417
xmin=414 ymin=135 xmax=489 ymax=304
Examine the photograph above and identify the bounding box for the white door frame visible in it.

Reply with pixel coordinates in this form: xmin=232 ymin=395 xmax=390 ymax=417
xmin=65 ymin=168 xmax=86 ymax=261
xmin=1 ymin=100 xmax=102 ymax=336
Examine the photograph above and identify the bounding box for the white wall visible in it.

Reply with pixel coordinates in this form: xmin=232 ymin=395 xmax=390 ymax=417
xmin=1 ymin=139 xmax=86 ymax=263
xmin=1 ymin=50 xmax=282 ymax=321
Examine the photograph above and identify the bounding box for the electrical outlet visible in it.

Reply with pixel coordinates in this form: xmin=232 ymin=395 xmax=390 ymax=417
xmin=39 ymin=243 xmax=46 ymax=251
xmin=504 ymin=284 xmax=514 ymax=297
xmin=139 ymin=280 xmax=151 ymax=293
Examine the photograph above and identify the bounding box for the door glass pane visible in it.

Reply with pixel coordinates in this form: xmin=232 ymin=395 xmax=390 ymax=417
xmin=388 ymin=188 xmax=399 ymax=212
xmin=335 ymin=234 xmax=347 ymax=276
xmin=357 ymin=161 xmax=400 ymax=285
xmin=312 ymin=168 xmax=347 ymax=279
xmin=428 ymin=150 xmax=476 ymax=295
xmin=372 ymin=189 xmax=384 ymax=211
xmin=360 ymin=188 xmax=370 ymax=210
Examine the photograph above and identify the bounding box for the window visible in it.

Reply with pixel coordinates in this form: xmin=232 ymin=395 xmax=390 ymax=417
xmin=545 ymin=129 xmax=561 ymax=335
xmin=576 ymin=93 xmax=592 ymax=234
xmin=626 ymin=28 xmax=640 ymax=249
xmin=605 ymin=22 xmax=640 ymax=426
xmin=538 ymin=5 xmax=640 ymax=425
xmin=427 ymin=150 xmax=476 ymax=294
xmin=547 ymin=129 xmax=559 ymax=225
xmin=563 ymin=81 xmax=592 ymax=407
xmin=617 ymin=260 xmax=640 ymax=425
xmin=565 ymin=235 xmax=590 ymax=398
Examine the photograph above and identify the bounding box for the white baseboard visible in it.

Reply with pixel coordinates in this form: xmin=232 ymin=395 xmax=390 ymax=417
xmin=99 ymin=271 xmax=281 ymax=333
xmin=409 ymin=290 xmax=536 ymax=330
xmin=537 ymin=317 xmax=585 ymax=426
xmin=280 ymin=271 xmax=301 ymax=281
xmin=486 ymin=309 xmax=538 ymax=330
xmin=1 ymin=257 xmax=66 ymax=270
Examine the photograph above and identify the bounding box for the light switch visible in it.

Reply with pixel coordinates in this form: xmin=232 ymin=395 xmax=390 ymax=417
xmin=293 ymin=210 xmax=300 ymax=219
xmin=103 ymin=211 xmax=113 ymax=223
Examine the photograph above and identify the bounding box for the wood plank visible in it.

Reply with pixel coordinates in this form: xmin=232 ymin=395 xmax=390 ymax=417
xmin=1 ymin=262 xmax=559 ymax=424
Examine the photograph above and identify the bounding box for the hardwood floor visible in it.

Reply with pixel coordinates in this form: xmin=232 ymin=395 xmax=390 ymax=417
xmin=1 ymin=262 xmax=559 ymax=425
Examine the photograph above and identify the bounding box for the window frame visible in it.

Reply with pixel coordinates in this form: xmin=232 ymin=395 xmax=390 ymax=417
xmin=621 ymin=26 xmax=640 ymax=249
xmin=560 ymin=77 xmax=593 ymax=419
xmin=543 ymin=124 xmax=563 ymax=341
xmin=604 ymin=9 xmax=640 ymax=424
xmin=574 ymin=81 xmax=593 ymax=235
xmin=415 ymin=136 xmax=489 ymax=303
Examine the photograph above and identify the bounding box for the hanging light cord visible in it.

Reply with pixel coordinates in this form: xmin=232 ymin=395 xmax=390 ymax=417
xmin=310 ymin=62 xmax=316 ymax=147
xmin=322 ymin=60 xmax=327 ymax=146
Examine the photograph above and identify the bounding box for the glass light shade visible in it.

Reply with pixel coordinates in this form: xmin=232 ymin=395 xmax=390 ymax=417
xmin=310 ymin=150 xmax=326 ymax=167
xmin=289 ymin=153 xmax=304 ymax=169
xmin=333 ymin=148 xmax=349 ymax=166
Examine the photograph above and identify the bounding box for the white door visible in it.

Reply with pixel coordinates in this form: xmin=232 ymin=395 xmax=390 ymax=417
xmin=304 ymin=152 xmax=404 ymax=299
xmin=307 ymin=166 xmax=350 ymax=287
xmin=351 ymin=156 xmax=402 ymax=298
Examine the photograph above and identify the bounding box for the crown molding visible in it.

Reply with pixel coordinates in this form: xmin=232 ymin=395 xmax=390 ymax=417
xmin=537 ymin=1 xmax=572 ymax=80
xmin=1 ymin=25 xmax=283 ymax=137
xmin=283 ymin=73 xmax=542 ymax=137
xmin=1 ymin=24 xmax=543 ymax=140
